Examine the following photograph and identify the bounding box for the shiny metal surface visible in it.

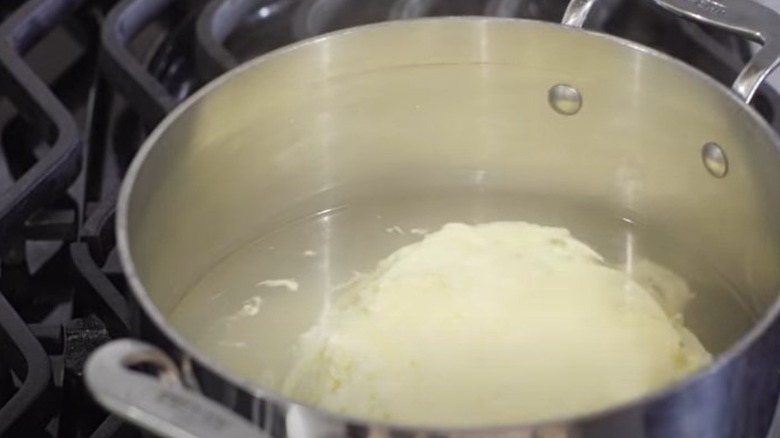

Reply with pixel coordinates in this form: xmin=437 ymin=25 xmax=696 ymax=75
xmin=85 ymin=339 xmax=264 ymax=438
xmin=702 ymin=142 xmax=729 ymax=178
xmin=88 ymin=6 xmax=780 ymax=438
xmin=652 ymin=0 xmax=780 ymax=102
xmin=548 ymin=83 xmax=583 ymax=115
xmin=562 ymin=0 xmax=597 ymax=27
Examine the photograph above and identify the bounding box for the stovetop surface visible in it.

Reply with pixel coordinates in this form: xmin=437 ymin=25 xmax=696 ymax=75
xmin=0 ymin=0 xmax=779 ymax=436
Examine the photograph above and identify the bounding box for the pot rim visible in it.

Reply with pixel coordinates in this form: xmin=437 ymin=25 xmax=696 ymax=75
xmin=115 ymin=16 xmax=780 ymax=433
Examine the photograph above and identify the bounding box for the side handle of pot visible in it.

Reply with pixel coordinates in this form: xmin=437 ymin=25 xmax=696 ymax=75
xmin=651 ymin=0 xmax=780 ymax=103
xmin=563 ymin=0 xmax=780 ymax=103
xmin=84 ymin=339 xmax=266 ymax=438
xmin=562 ymin=0 xmax=599 ymax=28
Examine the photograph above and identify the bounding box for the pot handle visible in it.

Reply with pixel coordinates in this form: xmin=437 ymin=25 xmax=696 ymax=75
xmin=563 ymin=0 xmax=780 ymax=103
xmin=652 ymin=0 xmax=780 ymax=103
xmin=562 ymin=0 xmax=598 ymax=28
xmin=84 ymin=339 xmax=266 ymax=438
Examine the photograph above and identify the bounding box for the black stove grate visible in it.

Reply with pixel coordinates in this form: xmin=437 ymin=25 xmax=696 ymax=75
xmin=0 ymin=292 xmax=53 ymax=436
xmin=0 ymin=0 xmax=83 ymax=260
xmin=0 ymin=0 xmax=778 ymax=436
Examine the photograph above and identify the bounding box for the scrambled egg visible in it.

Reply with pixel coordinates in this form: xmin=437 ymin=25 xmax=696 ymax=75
xmin=282 ymin=222 xmax=711 ymax=426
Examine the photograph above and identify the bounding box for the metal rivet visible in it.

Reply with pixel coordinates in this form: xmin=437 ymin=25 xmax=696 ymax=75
xmin=548 ymin=84 xmax=582 ymax=115
xmin=702 ymin=142 xmax=728 ymax=178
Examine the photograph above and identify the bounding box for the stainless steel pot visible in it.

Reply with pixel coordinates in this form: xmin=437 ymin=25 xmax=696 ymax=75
xmin=85 ymin=0 xmax=780 ymax=437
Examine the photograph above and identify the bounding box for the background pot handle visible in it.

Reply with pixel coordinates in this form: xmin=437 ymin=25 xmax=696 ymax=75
xmin=562 ymin=0 xmax=598 ymax=27
xmin=651 ymin=0 xmax=780 ymax=103
xmin=84 ymin=339 xmax=265 ymax=438
xmin=564 ymin=0 xmax=780 ymax=103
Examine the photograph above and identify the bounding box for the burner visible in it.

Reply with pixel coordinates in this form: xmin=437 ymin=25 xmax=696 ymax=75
xmin=1 ymin=0 xmax=779 ymax=436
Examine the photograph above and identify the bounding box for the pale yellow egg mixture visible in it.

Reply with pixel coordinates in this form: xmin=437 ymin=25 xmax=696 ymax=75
xmin=282 ymin=222 xmax=711 ymax=425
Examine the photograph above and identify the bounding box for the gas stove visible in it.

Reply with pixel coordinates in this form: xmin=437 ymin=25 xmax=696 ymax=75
xmin=0 ymin=0 xmax=779 ymax=437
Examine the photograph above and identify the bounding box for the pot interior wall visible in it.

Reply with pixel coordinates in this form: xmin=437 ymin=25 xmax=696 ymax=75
xmin=123 ymin=19 xmax=780 ymax=365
